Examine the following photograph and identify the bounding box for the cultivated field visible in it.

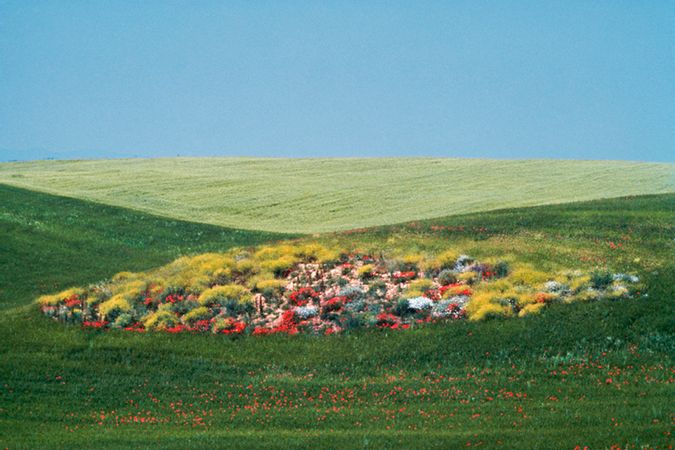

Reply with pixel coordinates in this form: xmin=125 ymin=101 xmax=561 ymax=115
xmin=0 ymin=158 xmax=672 ymax=232
xmin=0 ymin=182 xmax=672 ymax=448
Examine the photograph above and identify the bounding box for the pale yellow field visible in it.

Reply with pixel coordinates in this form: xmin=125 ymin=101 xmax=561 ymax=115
xmin=0 ymin=158 xmax=672 ymax=233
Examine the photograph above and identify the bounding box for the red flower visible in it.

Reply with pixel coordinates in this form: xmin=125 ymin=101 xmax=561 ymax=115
xmin=321 ymin=296 xmax=345 ymax=312
xmin=439 ymin=283 xmax=472 ymax=297
xmin=83 ymin=320 xmax=107 ymax=329
xmin=192 ymin=320 xmax=211 ymax=332
xmin=124 ymin=323 xmax=145 ymax=332
xmin=289 ymin=287 xmax=319 ymax=306
xmin=220 ymin=321 xmax=247 ymax=334
xmin=64 ymin=294 xmax=81 ymax=308
xmin=376 ymin=313 xmax=399 ymax=328
xmin=165 ymin=324 xmax=188 ymax=333
xmin=393 ymin=271 xmax=416 ymax=281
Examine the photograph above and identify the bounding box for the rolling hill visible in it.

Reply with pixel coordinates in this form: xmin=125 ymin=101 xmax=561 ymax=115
xmin=0 ymin=157 xmax=672 ymax=233
xmin=0 ymin=184 xmax=672 ymax=448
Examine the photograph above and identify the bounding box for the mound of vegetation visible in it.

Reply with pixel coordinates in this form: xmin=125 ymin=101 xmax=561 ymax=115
xmin=39 ymin=242 xmax=641 ymax=335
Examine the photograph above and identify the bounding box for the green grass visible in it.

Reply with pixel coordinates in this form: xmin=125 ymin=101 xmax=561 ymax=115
xmin=0 ymin=185 xmax=673 ymax=448
xmin=0 ymin=157 xmax=672 ymax=232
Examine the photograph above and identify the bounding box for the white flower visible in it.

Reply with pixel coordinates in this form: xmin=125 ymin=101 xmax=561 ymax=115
xmin=544 ymin=281 xmax=563 ymax=292
xmin=295 ymin=305 xmax=318 ymax=319
xmin=407 ymin=296 xmax=434 ymax=310
xmin=453 ymin=255 xmax=473 ymax=272
xmin=613 ymin=273 xmax=639 ymax=283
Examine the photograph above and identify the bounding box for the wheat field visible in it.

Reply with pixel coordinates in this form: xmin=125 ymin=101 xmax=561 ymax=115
xmin=0 ymin=157 xmax=672 ymax=232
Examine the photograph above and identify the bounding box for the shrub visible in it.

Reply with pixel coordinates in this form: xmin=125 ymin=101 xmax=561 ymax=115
xmin=367 ymin=280 xmax=388 ymax=298
xmin=260 ymin=255 xmax=298 ymax=276
xmin=357 ymin=264 xmax=375 ymax=280
xmin=590 ymin=270 xmax=614 ymax=289
xmin=518 ymin=302 xmax=546 ymax=317
xmin=433 ymin=250 xmax=459 ymax=270
xmin=222 ymin=298 xmax=255 ymax=317
xmin=144 ymin=310 xmax=179 ymax=330
xmin=493 ymin=261 xmax=510 ymax=278
xmin=198 ymin=284 xmax=251 ymax=306
xmin=437 ymin=269 xmax=457 ymax=286
xmin=510 ymin=266 xmax=550 ymax=286
xmin=38 ymin=288 xmax=84 ymax=306
xmin=295 ymin=305 xmax=319 ymax=319
xmin=182 ymin=306 xmax=213 ymax=325
xmin=457 ymin=271 xmax=479 ymax=284
xmin=406 ymin=296 xmax=433 ymax=311
xmin=394 ymin=299 xmax=412 ymax=317
xmin=98 ymin=295 xmax=132 ymax=321
xmin=112 ymin=313 xmax=133 ymax=328
xmin=338 ymin=286 xmax=365 ymax=301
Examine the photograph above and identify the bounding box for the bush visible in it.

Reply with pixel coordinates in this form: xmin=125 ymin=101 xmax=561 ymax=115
xmin=437 ymin=269 xmax=457 ymax=286
xmin=590 ymin=270 xmax=614 ymax=289
xmin=182 ymin=306 xmax=213 ymax=325
xmin=198 ymin=284 xmax=251 ymax=306
xmin=493 ymin=261 xmax=510 ymax=278
xmin=112 ymin=313 xmax=133 ymax=328
xmin=98 ymin=295 xmax=132 ymax=321
xmin=144 ymin=310 xmax=179 ymax=330
xmin=394 ymin=299 xmax=412 ymax=317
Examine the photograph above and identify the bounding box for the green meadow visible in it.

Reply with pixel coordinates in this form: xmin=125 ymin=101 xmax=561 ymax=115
xmin=0 ymin=158 xmax=672 ymax=232
xmin=0 ymin=179 xmax=673 ymax=448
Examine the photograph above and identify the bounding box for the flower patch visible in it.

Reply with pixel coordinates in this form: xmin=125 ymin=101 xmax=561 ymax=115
xmin=38 ymin=243 xmax=641 ymax=336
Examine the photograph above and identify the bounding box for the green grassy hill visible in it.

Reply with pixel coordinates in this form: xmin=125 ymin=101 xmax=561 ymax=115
xmin=0 ymin=157 xmax=672 ymax=232
xmin=0 ymin=184 xmax=672 ymax=448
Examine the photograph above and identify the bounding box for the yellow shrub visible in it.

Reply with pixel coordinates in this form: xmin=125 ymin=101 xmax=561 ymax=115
xmin=457 ymin=271 xmax=479 ymax=284
xmin=255 ymin=245 xmax=295 ymax=261
xmin=249 ymin=277 xmax=286 ymax=292
xmin=260 ymin=255 xmax=298 ymax=275
xmin=98 ymin=295 xmax=132 ymax=319
xmin=38 ymin=288 xmax=84 ymax=306
xmin=112 ymin=271 xmax=135 ymax=282
xmin=510 ymin=265 xmax=550 ymax=286
xmin=198 ymin=284 xmax=251 ymax=306
xmin=441 ymin=284 xmax=473 ymax=298
xmin=293 ymin=243 xmax=340 ymax=263
xmin=188 ymin=253 xmax=234 ymax=275
xmin=357 ymin=264 xmax=375 ymax=277
xmin=144 ymin=310 xmax=178 ymax=330
xmin=404 ymin=253 xmax=423 ymax=264
xmin=468 ymin=302 xmax=511 ymax=321
xmin=235 ymin=259 xmax=258 ymax=275
xmin=111 ymin=280 xmax=146 ymax=297
xmin=573 ymin=289 xmax=600 ymax=302
xmin=607 ymin=284 xmax=629 ymax=299
xmin=433 ymin=250 xmax=459 ymax=270
xmin=518 ymin=302 xmax=546 ymax=317
xmin=479 ymin=278 xmax=513 ymax=293
xmin=185 ymin=274 xmax=211 ymax=292
xmin=569 ymin=275 xmax=591 ymax=292
xmin=182 ymin=306 xmax=212 ymax=324
xmin=465 ymin=291 xmax=514 ymax=320
xmin=405 ymin=279 xmax=434 ymax=297
xmin=211 ymin=267 xmax=232 ymax=281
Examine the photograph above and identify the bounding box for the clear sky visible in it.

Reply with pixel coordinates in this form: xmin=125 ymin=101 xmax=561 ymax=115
xmin=0 ymin=1 xmax=673 ymax=162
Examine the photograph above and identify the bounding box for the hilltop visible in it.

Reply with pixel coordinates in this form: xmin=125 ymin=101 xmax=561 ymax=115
xmin=0 ymin=157 xmax=672 ymax=233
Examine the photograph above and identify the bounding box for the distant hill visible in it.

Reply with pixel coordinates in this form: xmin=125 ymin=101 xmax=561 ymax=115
xmin=0 ymin=157 xmax=672 ymax=233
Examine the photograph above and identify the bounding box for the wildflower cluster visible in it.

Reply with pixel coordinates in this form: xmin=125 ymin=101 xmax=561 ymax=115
xmin=38 ymin=243 xmax=641 ymax=335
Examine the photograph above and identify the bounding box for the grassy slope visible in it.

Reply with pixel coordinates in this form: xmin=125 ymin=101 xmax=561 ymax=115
xmin=0 ymin=185 xmax=673 ymax=448
xmin=0 ymin=184 xmax=296 ymax=310
xmin=0 ymin=157 xmax=672 ymax=233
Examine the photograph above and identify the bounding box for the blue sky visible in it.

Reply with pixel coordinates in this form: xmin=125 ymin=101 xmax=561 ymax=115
xmin=0 ymin=1 xmax=673 ymax=162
